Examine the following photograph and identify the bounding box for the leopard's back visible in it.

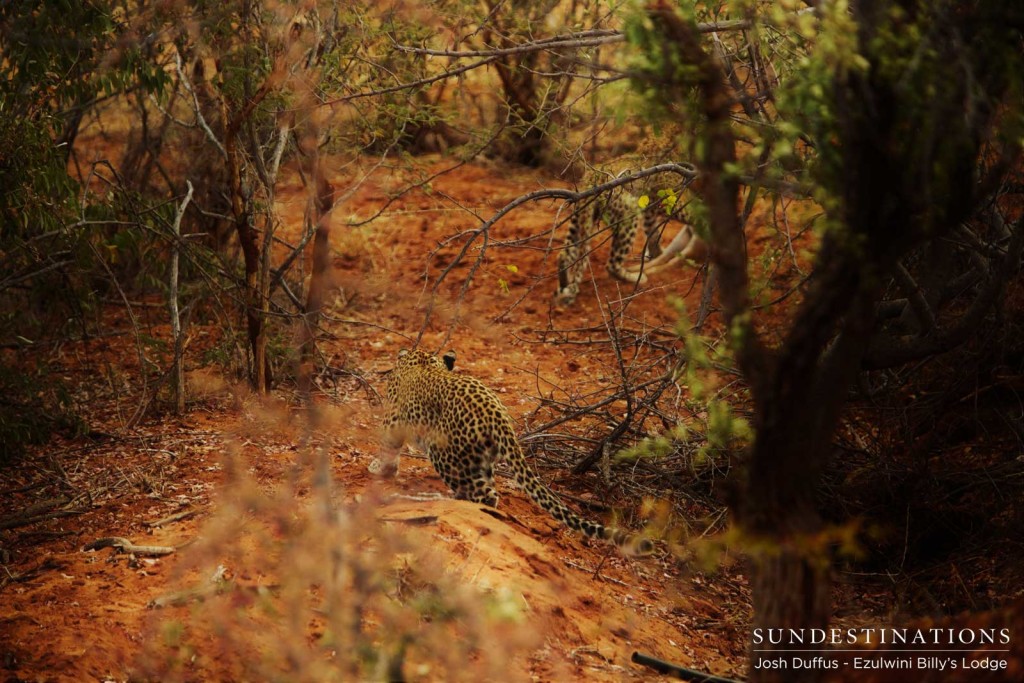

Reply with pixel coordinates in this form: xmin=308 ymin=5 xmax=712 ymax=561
xmin=383 ymin=349 xmax=651 ymax=552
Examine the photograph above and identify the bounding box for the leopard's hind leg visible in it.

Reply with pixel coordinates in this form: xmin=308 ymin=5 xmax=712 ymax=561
xmin=434 ymin=443 xmax=500 ymax=508
xmin=464 ymin=455 xmax=499 ymax=508
xmin=641 ymin=203 xmax=669 ymax=259
xmin=605 ymin=195 xmax=648 ymax=285
xmin=556 ymin=202 xmax=596 ymax=305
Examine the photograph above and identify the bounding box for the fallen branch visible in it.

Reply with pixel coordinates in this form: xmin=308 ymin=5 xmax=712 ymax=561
xmin=631 ymin=651 xmax=740 ymax=682
xmin=379 ymin=515 xmax=439 ymax=526
xmin=82 ymin=537 xmax=176 ymax=556
xmin=144 ymin=509 xmax=197 ymax=528
xmin=0 ymin=508 xmax=83 ymax=531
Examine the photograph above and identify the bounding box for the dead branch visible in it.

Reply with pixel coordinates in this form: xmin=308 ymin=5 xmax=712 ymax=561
xmin=82 ymin=537 xmax=176 ymax=556
xmin=572 ymin=297 xmax=639 ymax=476
xmin=173 ymin=52 xmax=227 ymax=160
xmin=0 ymin=472 xmax=87 ymax=529
xmin=394 ymin=20 xmax=758 ymax=61
xmin=864 ymin=216 xmax=1024 ymax=369
xmin=0 ymin=509 xmax=83 ymax=532
xmin=323 ymin=56 xmax=499 ymax=106
xmin=144 ymin=509 xmax=198 ymax=528
xmin=891 ymin=261 xmax=937 ymax=333
xmin=417 ymin=163 xmax=699 ymax=340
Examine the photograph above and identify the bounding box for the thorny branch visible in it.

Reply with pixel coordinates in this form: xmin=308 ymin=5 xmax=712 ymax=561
xmin=516 ymin=314 xmax=735 ymax=529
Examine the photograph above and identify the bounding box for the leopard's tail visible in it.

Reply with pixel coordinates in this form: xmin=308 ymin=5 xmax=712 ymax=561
xmin=511 ymin=462 xmax=653 ymax=555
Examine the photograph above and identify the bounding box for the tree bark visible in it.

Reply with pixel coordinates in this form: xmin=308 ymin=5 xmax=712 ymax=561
xmin=296 ymin=130 xmax=336 ymax=402
xmin=645 ymin=4 xmax=860 ymax=680
xmin=222 ymin=63 xmax=276 ymax=392
xmin=647 ymin=2 xmax=1019 ymax=679
xmin=168 ymin=181 xmax=194 ymax=414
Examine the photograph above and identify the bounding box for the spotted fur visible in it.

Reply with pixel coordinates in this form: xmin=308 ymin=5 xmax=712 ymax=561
xmin=556 ymin=173 xmax=695 ymax=305
xmin=382 ymin=349 xmax=651 ymax=553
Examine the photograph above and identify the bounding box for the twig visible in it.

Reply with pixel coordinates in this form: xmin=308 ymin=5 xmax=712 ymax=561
xmin=144 ymin=509 xmax=198 ymax=528
xmin=563 ymin=559 xmax=628 ymax=586
xmin=173 ymin=53 xmax=228 ymax=159
xmin=82 ymin=537 xmax=176 ymax=556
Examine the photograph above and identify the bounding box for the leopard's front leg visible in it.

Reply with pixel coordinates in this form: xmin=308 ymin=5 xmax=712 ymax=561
xmin=371 ymin=418 xmax=406 ymax=477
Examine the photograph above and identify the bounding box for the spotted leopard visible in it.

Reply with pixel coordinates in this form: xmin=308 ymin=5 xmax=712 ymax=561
xmin=381 ymin=348 xmax=652 ymax=554
xmin=556 ymin=167 xmax=702 ymax=305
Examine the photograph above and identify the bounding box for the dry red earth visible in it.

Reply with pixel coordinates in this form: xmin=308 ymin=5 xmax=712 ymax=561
xmin=2 ymin=152 xmax=756 ymax=681
xmin=4 ymin=147 xmax=1021 ymax=682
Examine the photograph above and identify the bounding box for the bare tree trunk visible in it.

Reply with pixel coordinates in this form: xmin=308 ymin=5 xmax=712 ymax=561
xmin=646 ymin=5 xmax=835 ymax=680
xmin=647 ymin=2 xmax=1016 ymax=679
xmin=168 ymin=181 xmax=194 ymax=414
xmin=296 ymin=130 xmax=336 ymax=401
xmin=742 ymin=270 xmax=875 ymax=681
xmin=231 ymin=171 xmax=265 ymax=392
xmin=222 ymin=74 xmax=275 ymax=393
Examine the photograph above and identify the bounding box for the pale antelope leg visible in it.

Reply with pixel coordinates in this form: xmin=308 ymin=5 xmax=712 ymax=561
xmin=625 ymin=225 xmax=707 ymax=276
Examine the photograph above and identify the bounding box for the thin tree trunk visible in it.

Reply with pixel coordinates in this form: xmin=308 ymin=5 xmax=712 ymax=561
xmin=297 ymin=131 xmax=336 ymax=401
xmin=233 ymin=178 xmax=265 ymax=392
xmin=645 ymin=5 xmax=832 ymax=680
xmin=168 ymin=181 xmax=194 ymax=414
xmin=222 ymin=78 xmax=275 ymax=393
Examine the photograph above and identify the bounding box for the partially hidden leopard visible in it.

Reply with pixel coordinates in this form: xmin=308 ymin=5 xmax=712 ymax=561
xmin=555 ymin=166 xmax=706 ymax=305
xmin=381 ymin=348 xmax=652 ymax=554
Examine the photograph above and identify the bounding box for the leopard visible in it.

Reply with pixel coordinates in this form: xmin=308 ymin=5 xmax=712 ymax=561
xmin=555 ymin=165 xmax=704 ymax=306
xmin=380 ymin=348 xmax=652 ymax=554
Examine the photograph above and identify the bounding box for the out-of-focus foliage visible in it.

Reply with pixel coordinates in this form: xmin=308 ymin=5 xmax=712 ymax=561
xmin=0 ymin=361 xmax=83 ymax=464
xmin=137 ymin=454 xmax=539 ymax=681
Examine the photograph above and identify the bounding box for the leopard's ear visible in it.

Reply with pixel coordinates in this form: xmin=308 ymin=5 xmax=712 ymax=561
xmin=442 ymin=350 xmax=456 ymax=371
xmin=398 ymin=348 xmax=409 ymax=358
